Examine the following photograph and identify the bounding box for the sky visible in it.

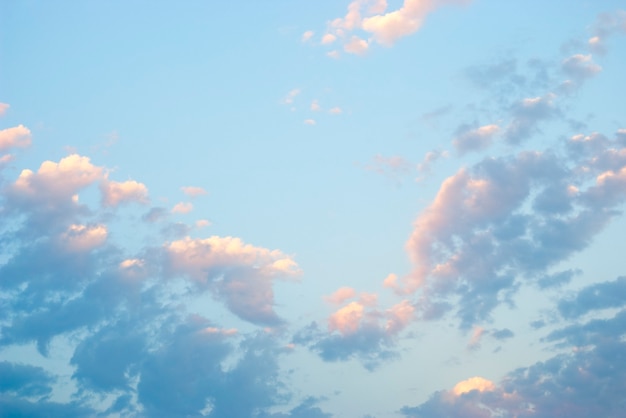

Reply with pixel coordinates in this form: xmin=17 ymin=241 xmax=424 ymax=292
xmin=1 ymin=1 xmax=626 ymax=417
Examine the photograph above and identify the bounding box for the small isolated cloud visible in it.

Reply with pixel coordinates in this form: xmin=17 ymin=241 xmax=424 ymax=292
xmin=301 ymin=30 xmax=314 ymax=42
xmin=181 ymin=186 xmax=208 ymax=197
xmin=304 ymin=119 xmax=316 ymax=125
xmin=0 ymin=125 xmax=32 ymax=152
xmin=282 ymin=88 xmax=301 ymax=105
xmin=453 ymin=124 xmax=500 ymax=154
xmin=327 ymin=50 xmax=341 ymax=59
xmin=363 ymin=154 xmax=413 ymax=183
xmin=310 ymin=100 xmax=321 ymax=111
xmin=195 ymin=219 xmax=211 ymax=228
xmin=344 ymin=36 xmax=369 ymax=55
xmin=321 ymin=33 xmax=337 ymax=45
xmin=329 ymin=107 xmax=342 ymax=114
xmin=0 ymin=102 xmax=9 ymax=116
xmin=325 ymin=286 xmax=357 ymax=305
xmin=171 ymin=202 xmax=193 ymax=214
xmin=100 ymin=179 xmax=149 ymax=207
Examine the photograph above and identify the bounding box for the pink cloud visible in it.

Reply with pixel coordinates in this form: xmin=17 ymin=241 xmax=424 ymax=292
xmin=165 ymin=236 xmax=301 ymax=324
xmin=181 ymin=186 xmax=208 ymax=197
xmin=0 ymin=102 xmax=9 ymax=116
xmin=452 ymin=376 xmax=495 ymax=396
xmin=328 ymin=301 xmax=366 ymax=335
xmin=0 ymin=125 xmax=32 ymax=151
xmin=58 ymin=224 xmax=107 ymax=253
xmin=325 ymin=286 xmax=357 ymax=305
xmin=172 ymin=202 xmax=193 ymax=214
xmin=100 ymin=179 xmax=149 ymax=207
xmin=9 ymin=154 xmax=104 ymax=204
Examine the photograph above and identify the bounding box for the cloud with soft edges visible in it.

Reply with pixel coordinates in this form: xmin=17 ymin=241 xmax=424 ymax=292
xmin=0 ymin=148 xmax=328 ymax=417
xmin=0 ymin=125 xmax=32 ymax=152
xmin=401 ymin=276 xmax=626 ymax=417
xmin=312 ymin=0 xmax=470 ymax=55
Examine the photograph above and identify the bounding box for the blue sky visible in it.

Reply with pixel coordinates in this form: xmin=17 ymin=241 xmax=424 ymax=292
xmin=1 ymin=1 xmax=626 ymax=417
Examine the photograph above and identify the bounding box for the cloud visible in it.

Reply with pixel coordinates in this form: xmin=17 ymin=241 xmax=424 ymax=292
xmin=310 ymin=99 xmax=321 ymax=111
xmin=392 ymin=131 xmax=626 ymax=328
xmin=504 ymin=94 xmax=557 ymax=144
xmin=181 ymin=185 xmax=208 ymax=197
xmin=100 ymin=179 xmax=149 ymax=207
xmin=558 ymin=276 xmax=626 ymax=319
xmin=402 ymin=294 xmax=626 ymax=418
xmin=329 ymin=106 xmax=342 ymax=114
xmin=0 ymin=361 xmax=55 ymax=397
xmin=165 ymin=236 xmax=301 ymax=325
xmin=171 ymin=201 xmax=193 ymax=214
xmin=301 ymin=30 xmax=314 ymax=42
xmin=588 ymin=10 xmax=626 ymax=55
xmin=321 ymin=0 xmax=471 ymax=53
xmin=0 ymin=125 xmax=32 ymax=152
xmin=362 ymin=0 xmax=469 ymax=46
xmin=453 ymin=124 xmax=500 ymax=154
xmin=294 ymin=298 xmax=414 ymax=369
xmin=562 ymin=54 xmax=602 ymax=84
xmin=363 ymin=154 xmax=414 ymax=183
xmin=344 ymin=36 xmax=369 ymax=55
xmin=0 ymin=102 xmax=9 ymax=116
xmin=324 ymin=286 xmax=357 ymax=305
xmin=282 ymin=89 xmax=301 ymax=105
xmin=304 ymin=119 xmax=316 ymax=125
xmin=321 ymin=33 xmax=337 ymax=45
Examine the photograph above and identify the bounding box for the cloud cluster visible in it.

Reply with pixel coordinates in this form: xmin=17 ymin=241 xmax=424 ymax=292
xmin=401 ymin=276 xmax=626 ymax=418
xmin=386 ymin=127 xmax=626 ymax=329
xmin=0 ymin=145 xmax=315 ymax=416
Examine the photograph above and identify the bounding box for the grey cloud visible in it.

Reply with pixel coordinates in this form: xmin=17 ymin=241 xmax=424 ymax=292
xmin=558 ymin=276 xmax=626 ymax=319
xmin=293 ymin=321 xmax=398 ymax=371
